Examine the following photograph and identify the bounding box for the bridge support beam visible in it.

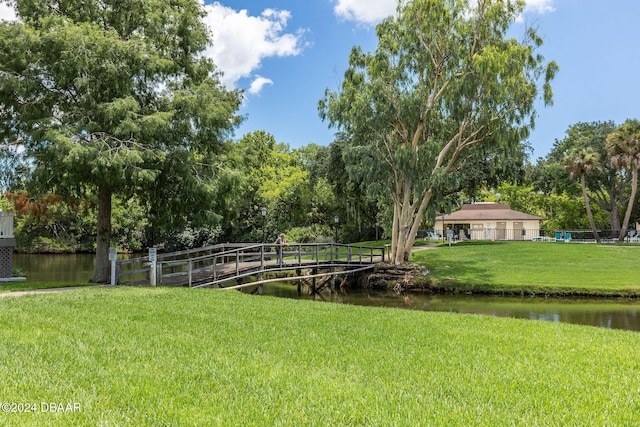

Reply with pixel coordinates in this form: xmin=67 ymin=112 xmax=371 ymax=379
xmin=311 ymin=268 xmax=317 ymax=294
xmin=330 ymin=268 xmax=336 ymax=294
xmin=256 ymin=273 xmax=263 ymax=295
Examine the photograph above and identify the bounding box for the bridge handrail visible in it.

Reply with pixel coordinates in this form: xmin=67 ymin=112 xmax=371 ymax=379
xmin=115 ymin=242 xmax=386 ymax=286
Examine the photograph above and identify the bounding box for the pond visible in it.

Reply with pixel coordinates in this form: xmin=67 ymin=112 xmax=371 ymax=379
xmin=262 ymin=285 xmax=640 ymax=332
xmin=12 ymin=254 xmax=640 ymax=332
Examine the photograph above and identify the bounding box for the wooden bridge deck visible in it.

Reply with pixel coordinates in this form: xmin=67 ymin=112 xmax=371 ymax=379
xmin=115 ymin=242 xmax=386 ymax=289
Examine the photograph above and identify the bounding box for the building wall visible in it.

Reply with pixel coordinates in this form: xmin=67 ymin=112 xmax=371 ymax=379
xmin=434 ymin=219 xmax=541 ymax=241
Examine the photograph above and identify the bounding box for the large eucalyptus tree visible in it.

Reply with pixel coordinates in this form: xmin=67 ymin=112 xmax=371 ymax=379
xmin=320 ymin=0 xmax=557 ymax=264
xmin=0 ymin=0 xmax=242 ymax=281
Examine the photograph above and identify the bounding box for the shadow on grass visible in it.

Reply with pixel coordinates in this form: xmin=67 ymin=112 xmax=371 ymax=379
xmin=412 ymin=245 xmax=498 ymax=289
xmin=452 ymin=240 xmax=511 ymax=247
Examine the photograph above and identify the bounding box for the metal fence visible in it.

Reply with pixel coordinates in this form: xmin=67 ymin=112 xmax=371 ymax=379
xmin=419 ymin=228 xmax=640 ymax=242
xmin=539 ymin=229 xmax=639 ymax=243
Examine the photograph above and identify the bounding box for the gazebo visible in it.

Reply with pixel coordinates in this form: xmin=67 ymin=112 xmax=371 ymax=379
xmin=434 ymin=203 xmax=543 ymax=241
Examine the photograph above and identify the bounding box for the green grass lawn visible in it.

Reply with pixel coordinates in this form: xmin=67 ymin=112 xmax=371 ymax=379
xmin=1 ymin=287 xmax=639 ymax=426
xmin=412 ymin=241 xmax=640 ymax=296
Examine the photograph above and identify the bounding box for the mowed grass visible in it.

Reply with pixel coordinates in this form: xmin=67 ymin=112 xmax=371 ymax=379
xmin=412 ymin=241 xmax=640 ymax=296
xmin=1 ymin=287 xmax=640 ymax=426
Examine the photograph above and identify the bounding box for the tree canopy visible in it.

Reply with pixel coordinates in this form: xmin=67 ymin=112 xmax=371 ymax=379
xmin=0 ymin=0 xmax=242 ymax=281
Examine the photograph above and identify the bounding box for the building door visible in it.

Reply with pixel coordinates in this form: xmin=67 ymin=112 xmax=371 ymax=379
xmin=514 ymin=222 xmax=523 ymax=240
xmin=496 ymin=222 xmax=506 ymax=240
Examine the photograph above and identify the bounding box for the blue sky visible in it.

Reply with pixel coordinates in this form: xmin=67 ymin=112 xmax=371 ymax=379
xmin=2 ymin=0 xmax=638 ymax=159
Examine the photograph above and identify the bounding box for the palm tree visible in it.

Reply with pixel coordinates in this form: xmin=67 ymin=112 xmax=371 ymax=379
xmin=606 ymin=119 xmax=640 ymax=242
xmin=563 ymin=148 xmax=602 ymax=243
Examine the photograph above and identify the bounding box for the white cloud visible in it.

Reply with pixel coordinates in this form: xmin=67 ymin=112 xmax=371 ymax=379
xmin=332 ymin=0 xmax=555 ymax=25
xmin=0 ymin=2 xmax=17 ymax=22
xmin=332 ymin=0 xmax=397 ymax=25
xmin=524 ymin=0 xmax=555 ymax=15
xmin=201 ymin=2 xmax=304 ymax=89
xmin=248 ymin=75 xmax=273 ymax=95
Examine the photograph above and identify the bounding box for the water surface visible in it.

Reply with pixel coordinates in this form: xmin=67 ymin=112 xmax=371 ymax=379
xmin=263 ymin=284 xmax=640 ymax=332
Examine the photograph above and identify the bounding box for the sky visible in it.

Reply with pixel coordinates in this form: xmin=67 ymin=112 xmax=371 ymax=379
xmin=1 ymin=0 xmax=639 ymax=160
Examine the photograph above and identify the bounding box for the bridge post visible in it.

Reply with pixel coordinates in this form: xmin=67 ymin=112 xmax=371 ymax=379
xmin=149 ymin=247 xmax=157 ymax=287
xmin=109 ymin=248 xmax=117 ymax=286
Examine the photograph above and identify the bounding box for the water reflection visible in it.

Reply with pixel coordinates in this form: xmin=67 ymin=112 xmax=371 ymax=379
xmin=262 ymin=284 xmax=640 ymax=332
xmin=14 ymin=253 xmax=96 ymax=282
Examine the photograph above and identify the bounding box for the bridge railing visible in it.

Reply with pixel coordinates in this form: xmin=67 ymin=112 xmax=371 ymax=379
xmin=115 ymin=242 xmax=386 ymax=287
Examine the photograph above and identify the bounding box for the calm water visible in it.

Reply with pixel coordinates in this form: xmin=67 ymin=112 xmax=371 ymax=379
xmin=11 ymin=254 xmax=640 ymax=332
xmin=263 ymin=285 xmax=640 ymax=332
xmin=14 ymin=253 xmax=97 ymax=282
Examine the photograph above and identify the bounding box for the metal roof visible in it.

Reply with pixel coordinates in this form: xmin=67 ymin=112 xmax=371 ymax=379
xmin=436 ymin=203 xmax=544 ymax=221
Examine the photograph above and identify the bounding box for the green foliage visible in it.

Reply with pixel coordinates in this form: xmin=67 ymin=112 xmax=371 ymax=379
xmin=222 ymin=131 xmax=343 ymax=243
xmin=163 ymin=224 xmax=222 ymax=252
xmin=111 ymin=196 xmax=148 ymax=252
xmin=10 ymin=194 xmax=96 ymax=253
xmin=285 ymin=224 xmax=334 ymax=243
xmin=1 ymin=288 xmax=639 ymax=425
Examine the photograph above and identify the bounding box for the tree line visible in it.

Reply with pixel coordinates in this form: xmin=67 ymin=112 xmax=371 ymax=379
xmin=3 ymin=119 xmax=638 ymax=246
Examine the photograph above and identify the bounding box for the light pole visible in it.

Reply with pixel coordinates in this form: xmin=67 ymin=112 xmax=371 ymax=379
xmin=261 ymin=207 xmax=267 ymax=243
xmin=334 ymin=215 xmax=339 ymax=243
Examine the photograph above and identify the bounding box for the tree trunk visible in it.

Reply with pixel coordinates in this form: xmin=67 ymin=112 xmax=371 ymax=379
xmin=609 ymin=201 xmax=621 ymax=232
xmin=581 ymin=174 xmax=601 ymax=243
xmin=90 ymin=186 xmax=112 ymax=283
xmin=391 ymin=187 xmax=433 ymax=265
xmin=618 ymin=168 xmax=638 ymax=242
xmin=390 ymin=201 xmax=400 ymax=263
xmin=404 ymin=188 xmax=433 ymax=261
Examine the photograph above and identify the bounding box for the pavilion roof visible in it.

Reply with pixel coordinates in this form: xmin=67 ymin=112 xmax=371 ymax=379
xmin=437 ymin=203 xmax=544 ymax=221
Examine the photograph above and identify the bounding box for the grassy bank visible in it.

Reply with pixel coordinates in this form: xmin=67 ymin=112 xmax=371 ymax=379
xmin=1 ymin=287 xmax=639 ymax=426
xmin=412 ymin=241 xmax=640 ymax=297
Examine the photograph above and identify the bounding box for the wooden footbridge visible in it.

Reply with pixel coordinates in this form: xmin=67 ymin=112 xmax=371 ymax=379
xmin=113 ymin=243 xmax=387 ymax=293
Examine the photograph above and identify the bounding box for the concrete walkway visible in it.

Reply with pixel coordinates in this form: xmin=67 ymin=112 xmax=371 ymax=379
xmin=0 ymin=285 xmax=109 ymax=298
